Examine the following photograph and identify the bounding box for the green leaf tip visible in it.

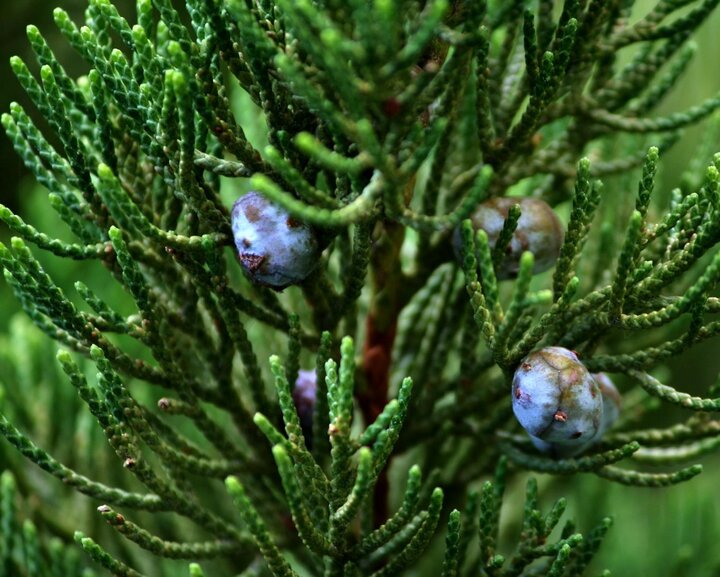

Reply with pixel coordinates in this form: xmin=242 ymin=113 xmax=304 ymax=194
xmin=294 ymin=132 xmax=315 ymax=150
xmin=271 ymin=443 xmax=288 ymax=460
xmin=171 ymin=69 xmax=188 ymax=89
xmin=519 ymin=250 xmax=534 ymax=270
xmin=56 ymin=349 xmax=72 ymax=363
xmin=10 ymin=237 xmax=26 ymax=251
xmin=224 ymin=475 xmax=242 ymax=495
xmin=97 ymin=163 xmax=114 ymax=179
xmin=1 ymin=469 xmax=16 ymax=489
xmin=25 ymin=24 xmax=40 ymax=37
xmin=253 ymin=412 xmax=269 ymax=428
xmin=320 ymin=28 xmax=341 ymax=47
xmin=39 ymin=64 xmax=54 ymax=81
xmin=89 ymin=344 xmax=104 ymax=360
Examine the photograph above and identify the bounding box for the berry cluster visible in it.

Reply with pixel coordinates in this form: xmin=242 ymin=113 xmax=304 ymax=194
xmin=511 ymin=347 xmax=621 ymax=458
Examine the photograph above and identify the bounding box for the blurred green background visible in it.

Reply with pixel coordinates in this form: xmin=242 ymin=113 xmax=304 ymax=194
xmin=1 ymin=1 xmax=720 ymax=576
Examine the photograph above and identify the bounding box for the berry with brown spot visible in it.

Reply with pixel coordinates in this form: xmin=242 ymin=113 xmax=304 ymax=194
xmin=511 ymin=346 xmax=602 ymax=447
xmin=231 ymin=192 xmax=320 ymax=289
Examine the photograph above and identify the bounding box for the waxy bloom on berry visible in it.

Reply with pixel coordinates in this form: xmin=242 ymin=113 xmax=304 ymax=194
xmin=231 ymin=192 xmax=319 ymax=289
xmin=512 ymin=347 xmax=602 ymax=447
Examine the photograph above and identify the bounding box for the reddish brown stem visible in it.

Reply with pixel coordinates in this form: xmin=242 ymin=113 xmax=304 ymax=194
xmin=361 ymin=314 xmax=398 ymax=527
xmin=359 ymin=221 xmax=404 ymax=526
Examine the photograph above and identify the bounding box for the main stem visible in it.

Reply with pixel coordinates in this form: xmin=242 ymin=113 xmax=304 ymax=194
xmin=360 ymin=220 xmax=405 ymax=526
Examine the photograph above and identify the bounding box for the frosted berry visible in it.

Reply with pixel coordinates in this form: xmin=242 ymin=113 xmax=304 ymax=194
xmin=524 ymin=374 xmax=621 ymax=458
xmin=593 ymin=372 xmax=621 ymax=437
xmin=292 ymin=369 xmax=317 ymax=445
xmin=456 ymin=197 xmax=564 ymax=279
xmin=512 ymin=347 xmax=602 ymax=446
xmin=231 ymin=192 xmax=319 ymax=289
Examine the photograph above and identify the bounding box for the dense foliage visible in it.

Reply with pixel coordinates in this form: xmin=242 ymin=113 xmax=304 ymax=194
xmin=2 ymin=0 xmax=720 ymax=575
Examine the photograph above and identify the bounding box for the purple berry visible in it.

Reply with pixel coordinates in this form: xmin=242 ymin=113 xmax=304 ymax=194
xmin=524 ymin=373 xmax=622 ymax=458
xmin=231 ymin=192 xmax=319 ymax=289
xmin=455 ymin=197 xmax=564 ymax=279
xmin=292 ymin=369 xmax=317 ymax=444
xmin=512 ymin=347 xmax=602 ymax=446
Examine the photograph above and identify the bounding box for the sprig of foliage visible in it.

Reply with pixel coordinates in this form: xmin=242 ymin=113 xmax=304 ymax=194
xmin=1 ymin=0 xmax=720 ymax=575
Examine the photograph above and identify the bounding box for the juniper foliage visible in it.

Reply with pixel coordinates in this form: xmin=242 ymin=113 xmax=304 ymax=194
xmin=1 ymin=0 xmax=720 ymax=575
